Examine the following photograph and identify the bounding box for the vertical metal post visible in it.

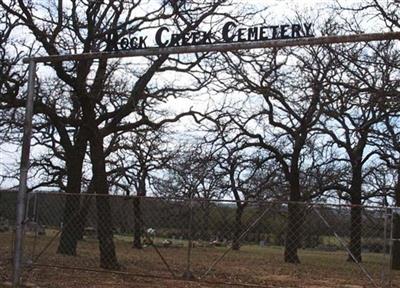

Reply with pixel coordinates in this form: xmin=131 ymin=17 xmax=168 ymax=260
xmin=183 ymin=197 xmax=195 ymax=280
xmin=12 ymin=60 xmax=36 ymax=287
xmin=31 ymin=193 xmax=39 ymax=261
xmin=382 ymin=207 xmax=389 ymax=287
xmin=389 ymin=208 xmax=395 ymax=288
xmin=24 ymin=193 xmax=31 ymax=222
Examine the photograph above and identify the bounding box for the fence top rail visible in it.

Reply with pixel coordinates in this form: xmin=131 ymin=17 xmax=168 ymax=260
xmin=23 ymin=31 xmax=400 ymax=63
xmin=5 ymin=189 xmax=396 ymax=210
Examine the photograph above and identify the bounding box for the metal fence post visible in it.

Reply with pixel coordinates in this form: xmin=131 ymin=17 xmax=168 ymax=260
xmin=12 ymin=60 xmax=36 ymax=287
xmin=183 ymin=197 xmax=195 ymax=280
xmin=382 ymin=207 xmax=391 ymax=288
xmin=30 ymin=192 xmax=39 ymax=261
xmin=389 ymin=208 xmax=395 ymax=288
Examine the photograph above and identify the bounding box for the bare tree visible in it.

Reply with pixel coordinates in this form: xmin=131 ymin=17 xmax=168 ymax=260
xmin=206 ymin=37 xmax=334 ymax=262
xmin=0 ymin=9 xmax=27 ymax=166
xmin=202 ymin=116 xmax=278 ymax=249
xmin=107 ymin=128 xmax=173 ymax=248
xmin=336 ymin=0 xmax=400 ymax=31
xmin=154 ymin=142 xmax=224 ymax=200
xmin=0 ymin=0 xmax=233 ymax=269
xmin=219 ymin=147 xmax=276 ymax=250
xmin=319 ymin=40 xmax=398 ymax=262
xmin=153 ymin=140 xmax=227 ymax=239
xmin=372 ymin=113 xmax=400 ymax=269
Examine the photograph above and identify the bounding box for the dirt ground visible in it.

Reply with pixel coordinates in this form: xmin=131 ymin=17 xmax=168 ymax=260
xmin=1 ymin=231 xmax=399 ymax=288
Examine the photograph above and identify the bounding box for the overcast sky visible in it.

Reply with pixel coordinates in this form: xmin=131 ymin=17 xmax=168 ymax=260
xmin=0 ymin=0 xmax=388 ymax=190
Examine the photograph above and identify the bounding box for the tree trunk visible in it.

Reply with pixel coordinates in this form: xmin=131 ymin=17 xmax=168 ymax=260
xmin=392 ymin=175 xmax=400 ymax=270
xmin=284 ymin=172 xmax=302 ymax=264
xmin=91 ymin=136 xmax=119 ymax=269
xmin=348 ymin=199 xmax=362 ymax=262
xmin=232 ymin=204 xmax=244 ymax=250
xmin=284 ymin=202 xmax=302 ymax=263
xmin=57 ymin=194 xmax=80 ymax=255
xmin=81 ymin=95 xmax=119 ymax=270
xmin=133 ymin=175 xmax=147 ymax=249
xmin=96 ymin=195 xmax=119 ymax=269
xmin=132 ymin=197 xmax=143 ymax=249
xmin=57 ymin=149 xmax=85 ymax=255
xmin=348 ymin=168 xmax=362 ymax=263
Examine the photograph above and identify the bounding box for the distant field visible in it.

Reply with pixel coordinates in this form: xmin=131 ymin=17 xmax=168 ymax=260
xmin=1 ymin=230 xmax=399 ymax=287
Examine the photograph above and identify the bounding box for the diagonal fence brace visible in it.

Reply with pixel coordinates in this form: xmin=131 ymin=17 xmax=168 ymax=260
xmin=201 ymin=204 xmax=273 ymax=279
xmin=313 ymin=206 xmax=379 ymax=288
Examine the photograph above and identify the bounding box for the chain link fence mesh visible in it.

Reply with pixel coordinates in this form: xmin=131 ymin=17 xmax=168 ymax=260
xmin=0 ymin=190 xmax=17 ymax=284
xmin=1 ymin=190 xmax=400 ymax=287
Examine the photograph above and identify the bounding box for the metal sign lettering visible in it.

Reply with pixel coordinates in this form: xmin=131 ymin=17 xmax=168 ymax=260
xmin=108 ymin=22 xmax=315 ymax=51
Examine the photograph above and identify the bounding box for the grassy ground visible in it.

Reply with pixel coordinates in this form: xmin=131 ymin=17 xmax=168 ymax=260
xmin=0 ymin=230 xmax=399 ymax=288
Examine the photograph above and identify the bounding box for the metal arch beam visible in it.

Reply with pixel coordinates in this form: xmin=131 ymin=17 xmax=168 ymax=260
xmin=23 ymin=31 xmax=400 ymax=63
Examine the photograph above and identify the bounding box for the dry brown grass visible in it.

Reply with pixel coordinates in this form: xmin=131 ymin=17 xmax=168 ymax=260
xmin=1 ymin=231 xmax=399 ymax=288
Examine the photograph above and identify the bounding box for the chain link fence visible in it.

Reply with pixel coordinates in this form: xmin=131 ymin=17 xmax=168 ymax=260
xmin=1 ymin=190 xmax=400 ymax=287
